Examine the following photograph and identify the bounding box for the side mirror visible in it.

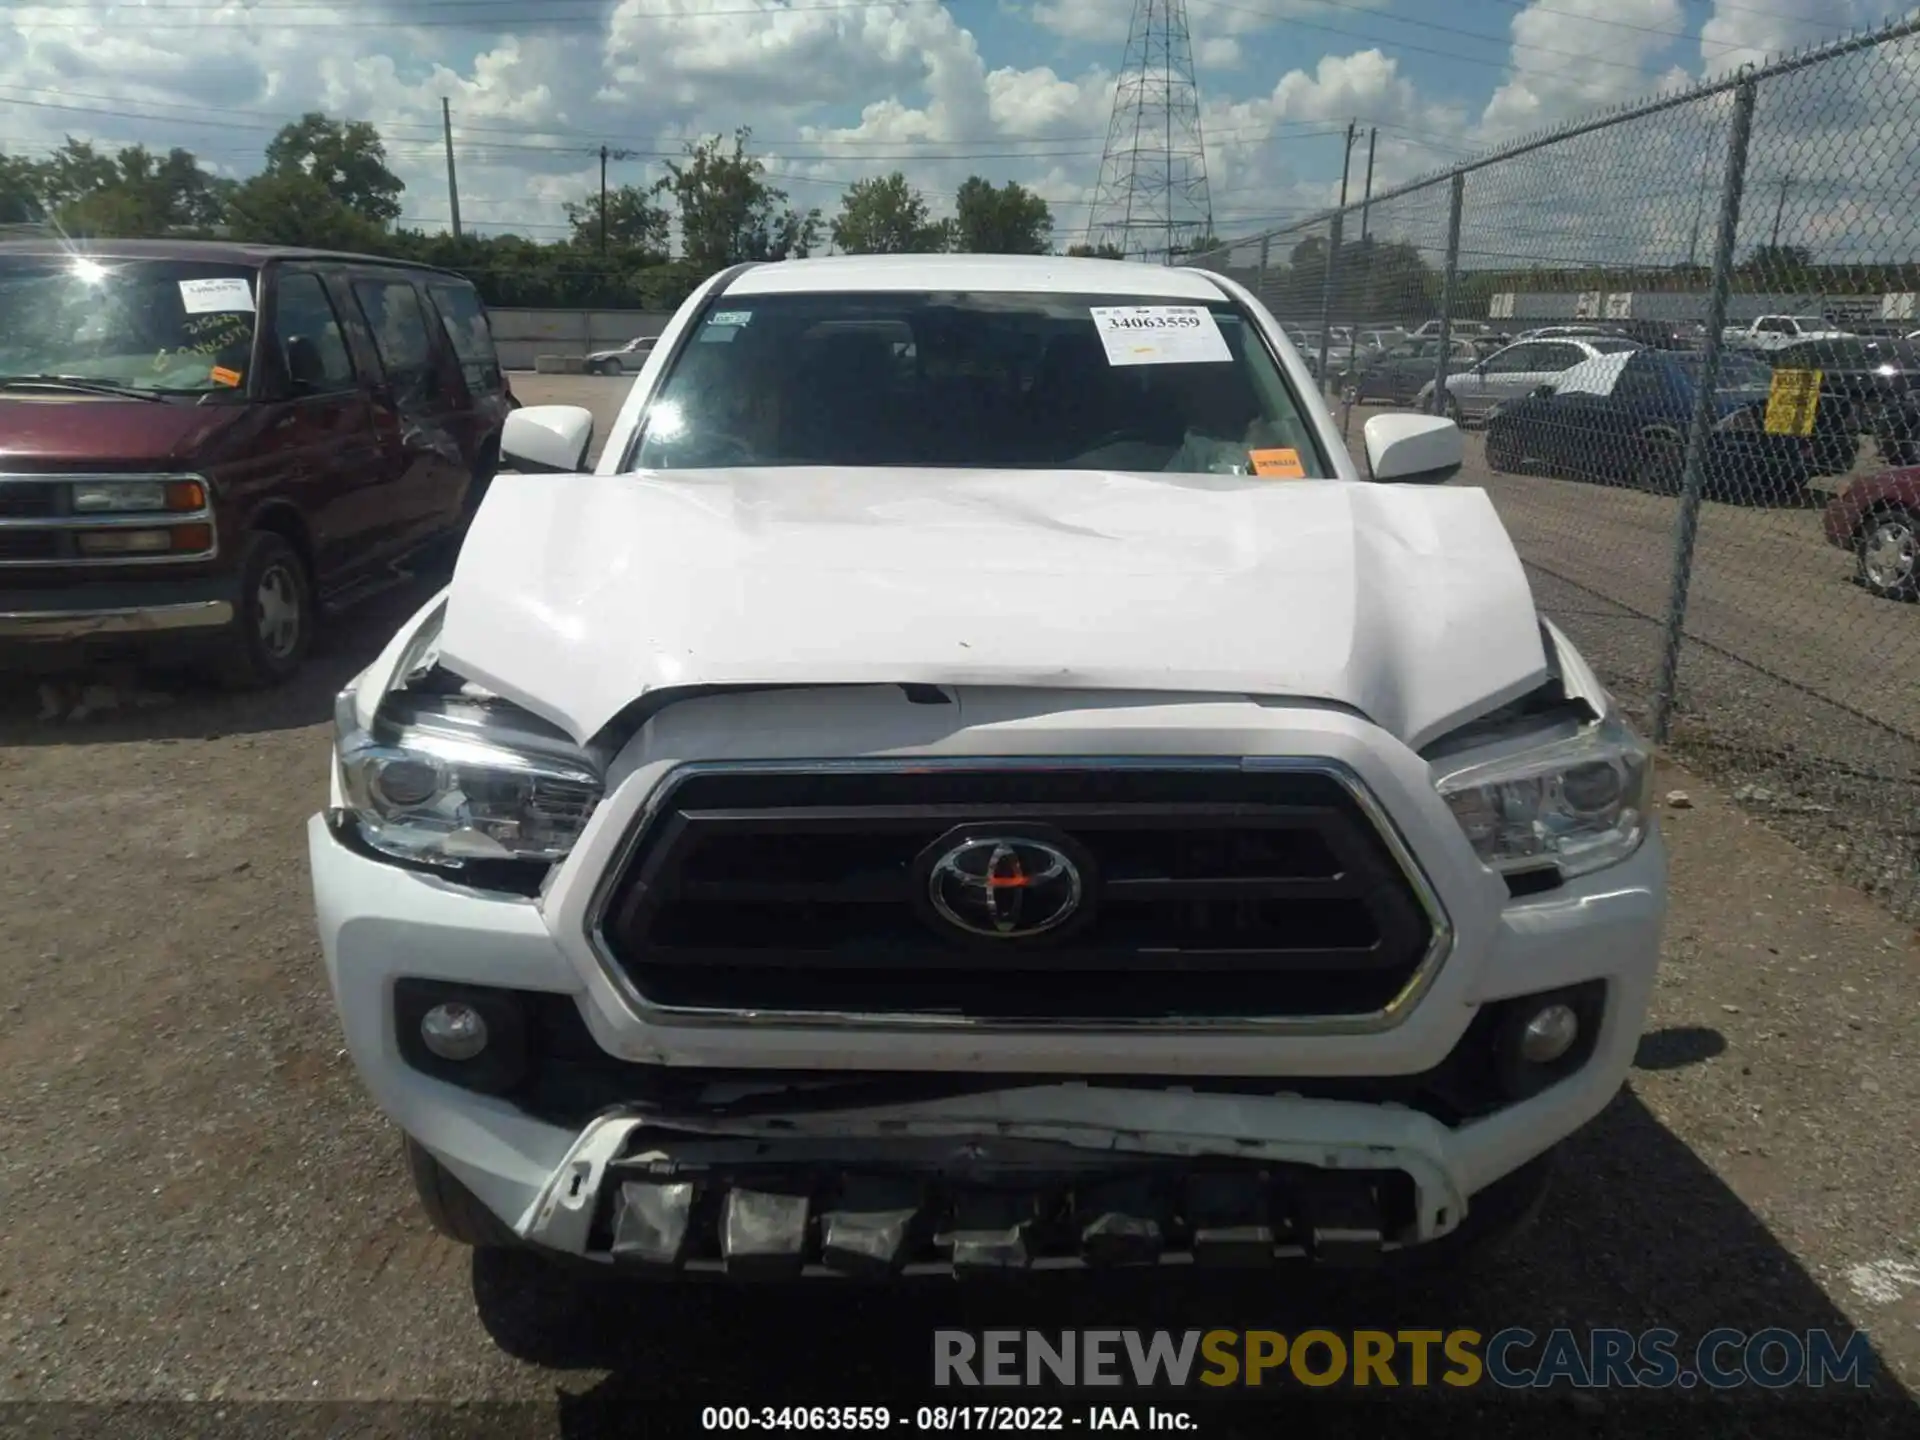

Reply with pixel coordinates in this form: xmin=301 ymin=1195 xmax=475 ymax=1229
xmin=1363 ymin=413 xmax=1463 ymax=485
xmin=500 ymin=405 xmax=594 ymax=474
xmin=1532 ymin=384 xmax=1556 ymax=399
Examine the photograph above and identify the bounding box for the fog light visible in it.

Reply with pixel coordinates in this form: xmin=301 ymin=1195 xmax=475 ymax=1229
xmin=420 ymin=1001 xmax=488 ymax=1061
xmin=1520 ymin=1002 xmax=1580 ymax=1064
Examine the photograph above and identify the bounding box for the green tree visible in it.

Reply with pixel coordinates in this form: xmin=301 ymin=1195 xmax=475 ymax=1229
xmin=222 ymin=170 xmax=388 ymax=251
xmin=1065 ymin=241 xmax=1125 ymax=259
xmin=951 ymin=176 xmax=1051 ymax=254
xmin=830 ymin=171 xmax=948 ymax=254
xmin=564 ymin=183 xmax=670 ymax=259
xmin=1 ymin=151 xmax=49 ymax=224
xmin=658 ymin=128 xmax=821 ymax=272
xmin=264 ymin=113 xmax=404 ymax=225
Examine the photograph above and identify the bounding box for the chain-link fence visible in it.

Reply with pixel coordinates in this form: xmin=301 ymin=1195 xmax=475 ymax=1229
xmin=1191 ymin=16 xmax=1920 ymax=920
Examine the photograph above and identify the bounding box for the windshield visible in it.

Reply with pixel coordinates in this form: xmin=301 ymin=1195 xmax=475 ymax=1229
xmin=633 ymin=290 xmax=1329 ymax=477
xmin=0 ymin=254 xmax=262 ymax=395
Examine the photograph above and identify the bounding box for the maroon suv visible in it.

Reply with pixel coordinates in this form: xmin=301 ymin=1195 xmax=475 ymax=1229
xmin=1823 ymin=465 xmax=1919 ymax=602
xmin=0 ymin=239 xmax=511 ymax=686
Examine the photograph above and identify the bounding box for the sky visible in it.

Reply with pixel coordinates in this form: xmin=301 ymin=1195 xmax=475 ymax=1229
xmin=0 ymin=0 xmax=1911 ymax=262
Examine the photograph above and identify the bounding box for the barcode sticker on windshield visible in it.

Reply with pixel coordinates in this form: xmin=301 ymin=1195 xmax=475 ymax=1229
xmin=1089 ymin=305 xmax=1231 ymax=366
xmin=178 ymin=277 xmax=255 ymax=314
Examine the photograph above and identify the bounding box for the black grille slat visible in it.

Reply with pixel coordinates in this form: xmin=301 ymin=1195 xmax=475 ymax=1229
xmin=0 ymin=530 xmax=62 ymax=561
xmin=0 ymin=482 xmax=62 ymax=519
xmin=599 ymin=766 xmax=1434 ymax=1021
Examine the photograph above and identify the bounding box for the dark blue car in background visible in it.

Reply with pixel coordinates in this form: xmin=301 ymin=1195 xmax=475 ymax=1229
xmin=1482 ymin=348 xmax=1834 ymax=501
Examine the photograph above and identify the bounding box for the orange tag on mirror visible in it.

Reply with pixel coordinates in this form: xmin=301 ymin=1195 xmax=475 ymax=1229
xmin=1249 ymin=447 xmax=1305 ymax=478
xmin=210 ymin=366 xmax=243 ymax=388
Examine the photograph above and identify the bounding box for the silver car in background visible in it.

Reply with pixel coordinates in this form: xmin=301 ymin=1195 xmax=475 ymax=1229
xmin=1416 ymin=333 xmax=1644 ymax=424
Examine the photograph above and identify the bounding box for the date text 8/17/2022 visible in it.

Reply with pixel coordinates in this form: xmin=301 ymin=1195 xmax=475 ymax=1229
xmin=699 ymin=1406 xmax=1196 ymax=1431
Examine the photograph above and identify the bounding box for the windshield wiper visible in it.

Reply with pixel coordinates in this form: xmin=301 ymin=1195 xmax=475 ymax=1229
xmin=0 ymin=374 xmax=174 ymax=403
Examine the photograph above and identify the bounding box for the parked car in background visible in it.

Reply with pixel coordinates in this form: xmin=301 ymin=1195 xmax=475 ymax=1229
xmin=1416 ymin=334 xmax=1643 ymax=424
xmin=1481 ymin=348 xmax=1813 ymax=501
xmin=1341 ymin=335 xmax=1496 ymax=406
xmin=1515 ymin=325 xmax=1634 ymax=343
xmin=1725 ymin=315 xmax=1853 ymax=353
xmin=1768 ymin=336 xmax=1920 ymax=468
xmin=585 ymin=334 xmax=658 ymax=375
xmin=1410 ymin=318 xmax=1507 ymax=343
xmin=1822 ymin=466 xmax=1918 ymax=601
xmin=0 ymin=239 xmax=512 ymax=687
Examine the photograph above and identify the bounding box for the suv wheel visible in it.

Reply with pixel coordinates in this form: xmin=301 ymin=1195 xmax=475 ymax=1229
xmin=217 ymin=531 xmax=312 ymax=689
xmin=405 ymin=1137 xmax=519 ymax=1248
xmin=1857 ymin=505 xmax=1918 ymax=601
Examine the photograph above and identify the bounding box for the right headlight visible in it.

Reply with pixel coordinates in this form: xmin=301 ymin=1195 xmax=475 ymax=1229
xmin=1435 ymin=714 xmax=1655 ymax=880
xmin=332 ymin=602 xmax=604 ymax=869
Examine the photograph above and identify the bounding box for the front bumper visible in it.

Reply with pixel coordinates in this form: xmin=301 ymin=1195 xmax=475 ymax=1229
xmin=309 ymin=791 xmax=1665 ymax=1270
xmin=0 ymin=575 xmax=240 ymax=667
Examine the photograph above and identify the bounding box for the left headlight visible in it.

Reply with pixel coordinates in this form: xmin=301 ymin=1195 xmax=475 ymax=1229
xmin=332 ymin=607 xmax=603 ymax=868
xmin=1435 ymin=714 xmax=1655 ymax=881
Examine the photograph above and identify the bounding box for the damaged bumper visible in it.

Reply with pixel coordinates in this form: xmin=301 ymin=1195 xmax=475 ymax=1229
xmin=523 ymin=1086 xmax=1467 ymax=1276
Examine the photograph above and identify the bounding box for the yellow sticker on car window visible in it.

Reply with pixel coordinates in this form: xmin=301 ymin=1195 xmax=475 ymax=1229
xmin=210 ymin=366 xmax=243 ymax=388
xmin=1249 ymin=447 xmax=1306 ymax=478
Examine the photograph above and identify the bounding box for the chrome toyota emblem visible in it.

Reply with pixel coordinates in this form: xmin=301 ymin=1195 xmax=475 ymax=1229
xmin=927 ymin=836 xmax=1084 ymax=938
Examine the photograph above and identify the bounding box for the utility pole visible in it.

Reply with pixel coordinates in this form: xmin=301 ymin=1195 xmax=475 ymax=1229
xmin=1769 ymin=173 xmax=1793 ymax=250
xmin=594 ymin=145 xmax=640 ymax=256
xmin=441 ymin=97 xmax=462 ymax=239
xmin=1315 ymin=119 xmax=1358 ymax=392
xmin=1357 ymin=125 xmax=1376 ymax=330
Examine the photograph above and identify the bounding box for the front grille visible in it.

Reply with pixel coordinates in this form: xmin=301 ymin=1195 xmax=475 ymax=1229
xmin=0 ymin=482 xmax=62 ymax=520
xmin=595 ymin=764 xmax=1438 ymax=1023
xmin=0 ymin=531 xmax=62 ymax=562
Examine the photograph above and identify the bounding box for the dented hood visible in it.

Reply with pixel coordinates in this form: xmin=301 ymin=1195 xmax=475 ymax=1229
xmin=438 ymin=466 xmax=1548 ymax=748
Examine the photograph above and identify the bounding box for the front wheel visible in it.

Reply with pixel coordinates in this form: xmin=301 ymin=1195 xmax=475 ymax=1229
xmin=406 ymin=1137 xmax=519 ymax=1248
xmin=1857 ymin=505 xmax=1918 ymax=601
xmin=216 ymin=531 xmax=312 ymax=689
xmin=1484 ymin=423 xmax=1521 ymax=473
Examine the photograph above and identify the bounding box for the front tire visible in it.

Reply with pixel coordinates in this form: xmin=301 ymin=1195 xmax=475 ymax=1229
xmin=216 ymin=531 xmax=312 ymax=689
xmin=1857 ymin=505 xmax=1918 ymax=601
xmin=1484 ymin=423 xmax=1521 ymax=473
xmin=405 ymin=1137 xmax=519 ymax=1248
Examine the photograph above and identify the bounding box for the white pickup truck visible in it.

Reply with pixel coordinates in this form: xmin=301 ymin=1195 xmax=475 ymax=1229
xmin=1725 ymin=315 xmax=1853 ymax=352
xmin=309 ymin=253 xmax=1666 ymax=1293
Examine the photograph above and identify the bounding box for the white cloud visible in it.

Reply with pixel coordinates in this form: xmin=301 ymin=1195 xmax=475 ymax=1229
xmin=1477 ymin=0 xmax=1693 ymax=144
xmin=0 ymin=0 xmax=1905 ymax=265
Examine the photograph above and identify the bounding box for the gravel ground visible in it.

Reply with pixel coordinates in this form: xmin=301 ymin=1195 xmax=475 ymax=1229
xmin=0 ymin=377 xmax=1916 ymax=1435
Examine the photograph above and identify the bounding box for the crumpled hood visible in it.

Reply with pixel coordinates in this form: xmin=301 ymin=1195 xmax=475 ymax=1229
xmin=439 ymin=466 xmax=1549 ymax=749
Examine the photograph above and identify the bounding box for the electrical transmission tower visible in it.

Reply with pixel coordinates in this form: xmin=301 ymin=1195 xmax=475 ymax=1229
xmin=1084 ymin=0 xmax=1213 ymax=264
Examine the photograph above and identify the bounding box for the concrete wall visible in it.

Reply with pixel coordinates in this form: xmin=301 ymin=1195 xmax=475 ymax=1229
xmin=487 ymin=308 xmax=676 ymax=370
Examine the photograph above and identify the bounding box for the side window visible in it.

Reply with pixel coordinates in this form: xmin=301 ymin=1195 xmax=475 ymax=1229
xmin=352 ymin=278 xmax=437 ymax=396
xmin=1536 ymin=343 xmax=1584 ymax=372
xmin=1757 ymin=318 xmax=1788 ymax=334
xmin=426 ymin=280 xmax=502 ymax=395
xmin=272 ymin=271 xmax=356 ymax=393
xmin=1483 ymin=343 xmax=1538 ymax=374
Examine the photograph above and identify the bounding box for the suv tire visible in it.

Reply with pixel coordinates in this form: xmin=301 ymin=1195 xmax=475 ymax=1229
xmin=217 ymin=530 xmax=312 ymax=689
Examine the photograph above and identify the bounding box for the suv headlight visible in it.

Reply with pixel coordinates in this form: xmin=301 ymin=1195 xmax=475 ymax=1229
xmin=332 ymin=605 xmax=603 ymax=868
xmin=1435 ymin=714 xmax=1654 ymax=880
